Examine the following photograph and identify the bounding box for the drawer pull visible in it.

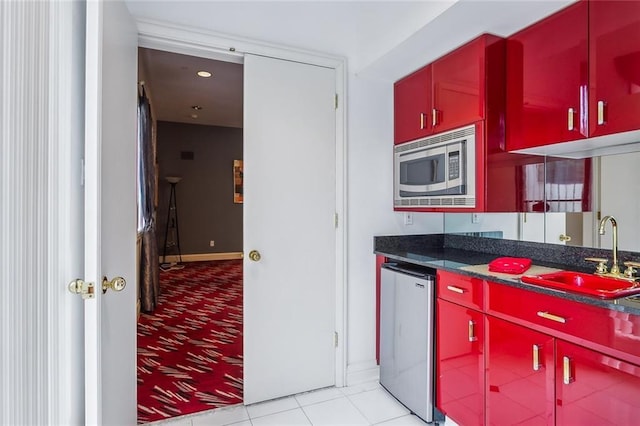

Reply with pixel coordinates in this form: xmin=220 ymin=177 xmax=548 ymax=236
xmin=563 ymin=356 xmax=574 ymax=384
xmin=533 ymin=344 xmax=541 ymax=371
xmin=446 ymin=285 xmax=465 ymax=294
xmin=468 ymin=320 xmax=478 ymax=342
xmin=537 ymin=311 xmax=567 ymax=324
xmin=420 ymin=112 xmax=426 ymax=130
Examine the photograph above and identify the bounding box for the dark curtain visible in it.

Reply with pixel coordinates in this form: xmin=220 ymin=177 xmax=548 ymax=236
xmin=137 ymin=87 xmax=160 ymax=312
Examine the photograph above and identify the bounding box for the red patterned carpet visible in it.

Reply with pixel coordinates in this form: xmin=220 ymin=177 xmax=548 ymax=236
xmin=137 ymin=260 xmax=243 ymax=423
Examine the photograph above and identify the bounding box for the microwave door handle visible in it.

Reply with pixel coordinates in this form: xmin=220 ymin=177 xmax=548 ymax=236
xmin=432 ymin=159 xmax=438 ymax=183
xmin=459 ymin=145 xmax=465 ymax=183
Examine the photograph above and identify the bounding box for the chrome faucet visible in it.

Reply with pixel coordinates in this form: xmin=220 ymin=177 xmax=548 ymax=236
xmin=599 ymin=215 xmax=619 ymax=275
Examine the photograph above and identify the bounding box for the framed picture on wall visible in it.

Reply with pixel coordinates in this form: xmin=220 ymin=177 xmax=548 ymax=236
xmin=233 ymin=160 xmax=243 ymax=203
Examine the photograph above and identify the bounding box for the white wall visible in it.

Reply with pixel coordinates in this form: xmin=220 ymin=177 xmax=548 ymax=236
xmin=346 ymin=73 xmax=443 ymax=383
xmin=600 ymin=152 xmax=640 ymax=252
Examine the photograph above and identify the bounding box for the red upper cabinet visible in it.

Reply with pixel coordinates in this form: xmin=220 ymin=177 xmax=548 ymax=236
xmin=506 ymin=1 xmax=588 ymax=151
xmin=507 ymin=0 xmax=640 ymax=151
xmin=394 ymin=34 xmax=505 ymax=145
xmin=394 ymin=65 xmax=432 ymax=144
xmin=432 ymin=34 xmax=500 ymax=133
xmin=589 ymin=0 xmax=640 ymax=137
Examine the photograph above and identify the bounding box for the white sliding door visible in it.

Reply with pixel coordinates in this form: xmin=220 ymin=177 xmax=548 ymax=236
xmin=243 ymin=54 xmax=337 ymax=404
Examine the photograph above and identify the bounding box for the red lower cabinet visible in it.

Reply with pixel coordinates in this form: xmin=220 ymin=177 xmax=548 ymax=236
xmin=556 ymin=340 xmax=640 ymax=426
xmin=486 ymin=316 xmax=555 ymax=425
xmin=436 ymin=299 xmax=484 ymax=425
xmin=418 ymin=271 xmax=640 ymax=425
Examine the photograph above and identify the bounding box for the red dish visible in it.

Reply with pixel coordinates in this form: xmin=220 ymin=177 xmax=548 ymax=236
xmin=488 ymin=257 xmax=532 ymax=274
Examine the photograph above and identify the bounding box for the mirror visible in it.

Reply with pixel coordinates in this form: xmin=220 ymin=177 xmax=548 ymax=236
xmin=444 ymin=151 xmax=640 ymax=252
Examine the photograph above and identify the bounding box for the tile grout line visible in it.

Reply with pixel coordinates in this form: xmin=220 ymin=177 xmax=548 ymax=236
xmin=298 ymin=404 xmax=314 ymax=426
xmin=343 ymin=390 xmax=375 ymax=425
xmin=345 ymin=387 xmax=418 ymax=426
xmin=298 ymin=392 xmax=365 ymax=426
xmin=246 ymin=396 xmax=303 ymax=420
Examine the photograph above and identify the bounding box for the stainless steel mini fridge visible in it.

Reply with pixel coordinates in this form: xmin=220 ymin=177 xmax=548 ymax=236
xmin=380 ymin=263 xmax=436 ymax=423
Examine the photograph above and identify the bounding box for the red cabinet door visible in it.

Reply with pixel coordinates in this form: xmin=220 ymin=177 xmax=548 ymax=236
xmin=556 ymin=340 xmax=640 ymax=426
xmin=394 ymin=65 xmax=432 ymax=144
xmin=436 ymin=299 xmax=484 ymax=426
xmin=486 ymin=316 xmax=555 ymax=426
xmin=431 ymin=37 xmax=486 ymax=132
xmin=506 ymin=1 xmax=588 ymax=151
xmin=589 ymin=0 xmax=640 ymax=137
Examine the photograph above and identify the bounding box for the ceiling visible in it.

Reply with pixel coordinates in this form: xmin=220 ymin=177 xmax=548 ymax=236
xmin=129 ymin=0 xmax=575 ymax=129
xmin=138 ymin=48 xmax=244 ymax=128
xmin=127 ymin=1 xmax=458 ymax=71
xmin=130 ymin=0 xmax=459 ymax=128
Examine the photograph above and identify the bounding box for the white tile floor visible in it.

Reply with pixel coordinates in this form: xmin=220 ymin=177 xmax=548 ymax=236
xmin=145 ymin=381 xmax=458 ymax=426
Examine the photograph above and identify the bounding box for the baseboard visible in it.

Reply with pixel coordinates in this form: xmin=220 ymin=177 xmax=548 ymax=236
xmin=346 ymin=360 xmax=380 ymax=387
xmin=160 ymin=252 xmax=243 ymax=263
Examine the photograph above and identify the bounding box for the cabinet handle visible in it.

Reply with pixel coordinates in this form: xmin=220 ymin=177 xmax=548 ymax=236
xmin=597 ymin=100 xmax=606 ymax=125
xmin=568 ymin=108 xmax=575 ymax=131
xmin=537 ymin=311 xmax=567 ymax=324
xmin=468 ymin=320 xmax=478 ymax=342
xmin=532 ymin=344 xmax=541 ymax=371
xmin=563 ymin=356 xmax=574 ymax=384
xmin=432 ymin=108 xmax=438 ymax=127
xmin=420 ymin=113 xmax=426 ymax=130
xmin=446 ymin=285 xmax=465 ymax=294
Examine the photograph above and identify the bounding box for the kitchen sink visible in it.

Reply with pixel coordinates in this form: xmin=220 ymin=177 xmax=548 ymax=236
xmin=520 ymin=271 xmax=640 ymax=299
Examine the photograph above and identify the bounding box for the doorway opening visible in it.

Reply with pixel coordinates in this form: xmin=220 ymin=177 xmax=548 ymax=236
xmin=136 ymin=47 xmax=245 ymax=423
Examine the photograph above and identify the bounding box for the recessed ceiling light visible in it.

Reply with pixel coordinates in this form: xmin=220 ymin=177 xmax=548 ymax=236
xmin=197 ymin=71 xmax=212 ymax=78
xmin=191 ymin=105 xmax=203 ymax=111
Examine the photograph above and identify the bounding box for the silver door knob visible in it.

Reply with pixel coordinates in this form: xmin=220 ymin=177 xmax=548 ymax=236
xmin=248 ymin=250 xmax=261 ymax=262
xmin=102 ymin=276 xmax=126 ymax=294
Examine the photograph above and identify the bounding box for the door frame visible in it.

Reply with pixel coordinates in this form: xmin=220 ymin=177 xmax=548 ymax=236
xmin=136 ymin=18 xmax=348 ymax=387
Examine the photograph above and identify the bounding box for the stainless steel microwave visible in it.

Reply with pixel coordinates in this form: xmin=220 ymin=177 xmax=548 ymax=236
xmin=394 ymin=124 xmax=476 ymax=208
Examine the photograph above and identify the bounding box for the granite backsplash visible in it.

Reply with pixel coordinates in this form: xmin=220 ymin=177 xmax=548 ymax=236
xmin=374 ymin=233 xmax=640 ymax=273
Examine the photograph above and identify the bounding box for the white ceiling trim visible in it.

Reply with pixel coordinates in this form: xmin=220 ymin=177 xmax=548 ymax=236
xmin=136 ymin=18 xmax=347 ymax=69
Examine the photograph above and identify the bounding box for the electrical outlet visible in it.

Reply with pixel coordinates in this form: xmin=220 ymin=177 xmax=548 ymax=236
xmin=209 ymin=240 xmax=215 ymax=247
xmin=471 ymin=213 xmax=480 ymax=224
xmin=404 ymin=212 xmax=413 ymax=226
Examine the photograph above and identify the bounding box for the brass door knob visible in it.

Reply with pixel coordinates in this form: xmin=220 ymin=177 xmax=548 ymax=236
xmin=559 ymin=234 xmax=572 ymax=242
xmin=68 ymin=279 xmax=95 ymax=299
xmin=249 ymin=250 xmax=261 ymax=262
xmin=102 ymin=276 xmax=126 ymax=294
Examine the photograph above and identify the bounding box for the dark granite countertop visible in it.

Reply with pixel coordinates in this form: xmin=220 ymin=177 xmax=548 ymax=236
xmin=374 ymin=234 xmax=640 ymax=315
